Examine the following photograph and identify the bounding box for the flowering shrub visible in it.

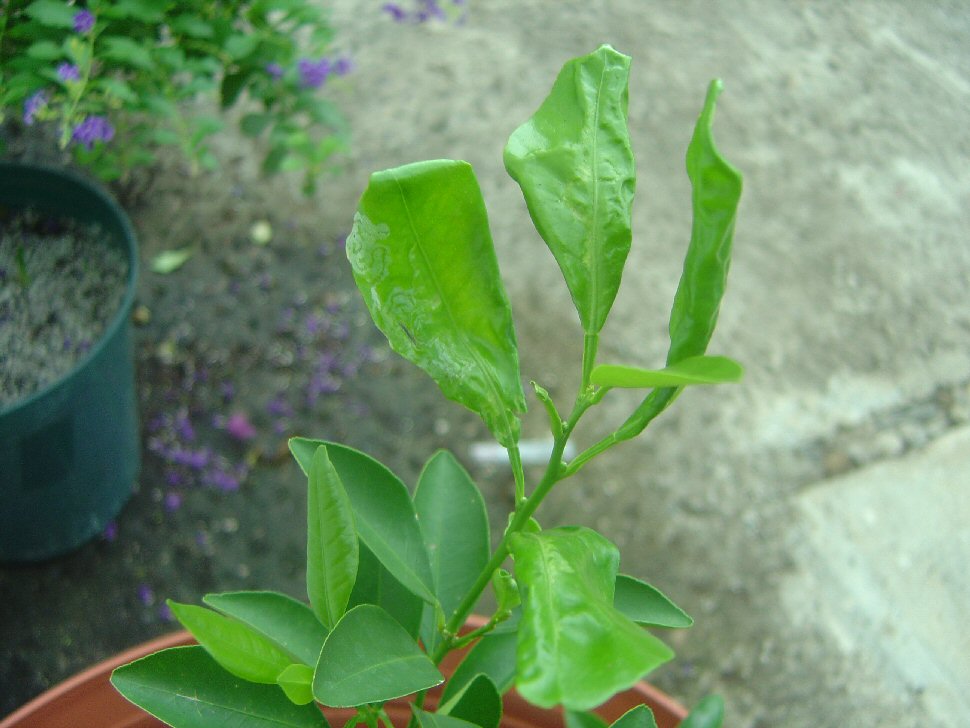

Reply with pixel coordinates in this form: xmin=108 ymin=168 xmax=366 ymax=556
xmin=0 ymin=0 xmax=350 ymax=192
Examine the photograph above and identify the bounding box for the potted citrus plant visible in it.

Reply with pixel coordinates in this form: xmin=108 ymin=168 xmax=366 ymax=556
xmin=1 ymin=45 xmax=742 ymax=728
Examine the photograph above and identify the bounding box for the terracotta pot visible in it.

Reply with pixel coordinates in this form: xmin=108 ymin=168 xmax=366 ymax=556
xmin=0 ymin=620 xmax=687 ymax=728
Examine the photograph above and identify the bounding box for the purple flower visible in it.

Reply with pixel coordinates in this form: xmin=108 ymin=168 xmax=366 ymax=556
xmin=102 ymin=521 xmax=118 ymax=542
xmin=137 ymin=583 xmax=155 ymax=606
xmin=174 ymin=410 xmax=196 ymax=441
xmin=206 ymin=466 xmax=242 ymax=492
xmin=297 ymin=57 xmax=331 ymax=89
xmin=73 ymin=10 xmax=95 ymax=34
xmin=70 ymin=115 xmax=114 ymax=149
xmin=225 ymin=411 xmax=257 ymax=441
xmin=333 ymin=56 xmax=353 ymax=76
xmin=382 ymin=3 xmax=407 ymax=21
xmin=57 ymin=63 xmax=80 ymax=82
xmin=157 ymin=603 xmax=174 ymax=622
xmin=163 ymin=491 xmax=182 ymax=512
xmin=265 ymin=61 xmax=284 ymax=80
xmin=23 ymin=90 xmax=48 ymax=125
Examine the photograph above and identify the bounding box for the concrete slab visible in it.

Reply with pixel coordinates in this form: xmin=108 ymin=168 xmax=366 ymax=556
xmin=785 ymin=426 xmax=970 ymax=726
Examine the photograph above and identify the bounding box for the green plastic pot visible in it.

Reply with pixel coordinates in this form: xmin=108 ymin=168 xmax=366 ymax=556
xmin=0 ymin=162 xmax=140 ymax=562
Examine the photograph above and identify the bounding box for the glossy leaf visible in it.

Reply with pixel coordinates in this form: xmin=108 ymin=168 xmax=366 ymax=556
xmin=350 ymin=541 xmax=424 ymax=638
xmin=565 ymin=711 xmax=608 ymax=728
xmin=111 ymin=646 xmax=329 ymax=728
xmin=613 ymin=575 xmax=693 ymax=629
xmin=313 ymin=605 xmax=443 ymax=707
xmin=667 ymin=80 xmax=743 ymax=365
xmin=439 ymin=673 xmax=502 ymax=728
xmin=167 ymin=602 xmax=293 ymax=685
xmin=203 ymin=591 xmax=328 ymax=667
xmin=290 ymin=438 xmax=436 ymax=605
xmin=590 ymin=355 xmax=743 ymax=389
xmin=345 ymin=160 xmax=526 ymax=447
xmin=306 ymin=445 xmax=358 ymax=629
xmin=492 ymin=568 xmax=521 ymax=615
xmin=680 ymin=695 xmax=725 ymax=728
xmin=504 ymin=45 xmax=635 ymax=335
xmin=441 ymin=631 xmax=518 ymax=704
xmin=611 ymin=705 xmax=659 ymax=728
xmin=509 ymin=527 xmax=674 ymax=710
xmin=277 ymin=663 xmax=315 ymax=706
xmin=415 ymin=451 xmax=490 ymax=629
xmin=412 ymin=708 xmax=480 ymax=728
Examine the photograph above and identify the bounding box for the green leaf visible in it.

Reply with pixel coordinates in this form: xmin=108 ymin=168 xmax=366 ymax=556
xmin=26 ymin=41 xmax=63 ymax=61
xmin=289 ymin=438 xmax=436 ymax=605
xmin=306 ymin=445 xmax=358 ymax=629
xmin=111 ymin=646 xmax=329 ymax=727
xmin=203 ymin=591 xmax=328 ymax=667
xmin=222 ymin=71 xmax=251 ymax=109
xmin=25 ymin=0 xmax=75 ymax=28
xmin=241 ymin=112 xmax=274 ymax=137
xmin=509 ymin=527 xmax=674 ymax=710
xmin=105 ymin=0 xmax=165 ymax=23
xmin=504 ymin=45 xmax=635 ymax=335
xmin=613 ymin=575 xmax=693 ymax=629
xmin=491 ymin=569 xmax=520 ymax=615
xmin=441 ymin=631 xmax=518 ymax=704
xmin=313 ymin=605 xmax=443 ymax=707
xmin=345 ymin=160 xmax=526 ymax=448
xmin=590 ymin=355 xmax=743 ymax=389
xmin=439 ymin=673 xmax=502 ymax=728
xmin=170 ymin=14 xmax=215 ymax=38
xmin=565 ymin=711 xmax=608 ymax=728
xmin=349 ymin=541 xmax=424 ymax=638
xmin=167 ymin=601 xmax=293 ymax=684
xmin=412 ymin=708 xmax=480 ymax=728
xmin=100 ymin=36 xmax=154 ymax=70
xmin=277 ymin=663 xmax=315 ymax=706
xmin=415 ymin=450 xmax=490 ymax=621
xmin=667 ymin=80 xmax=743 ymax=365
xmin=610 ymin=705 xmax=658 ymax=728
xmin=680 ymin=695 xmax=725 ymax=728
xmin=226 ymin=34 xmax=260 ymax=60
xmin=150 ymin=247 xmax=193 ymax=274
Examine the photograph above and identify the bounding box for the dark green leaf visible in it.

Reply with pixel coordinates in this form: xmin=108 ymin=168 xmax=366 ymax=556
xmin=25 ymin=0 xmax=75 ymax=28
xmin=415 ymin=450 xmax=490 ymax=623
xmin=509 ymin=527 xmax=674 ymax=710
xmin=277 ymin=663 xmax=315 ymax=706
xmin=440 ymin=673 xmax=502 ymax=728
xmin=203 ymin=591 xmax=328 ymax=667
xmin=610 ymin=705 xmax=658 ymax=728
xmin=349 ymin=542 xmax=424 ymax=638
xmin=590 ymin=356 xmax=743 ymax=389
xmin=412 ymin=708 xmax=480 ymax=728
xmin=565 ymin=711 xmax=608 ymax=728
xmin=167 ymin=601 xmax=293 ymax=684
xmin=111 ymin=646 xmax=329 ymax=727
xmin=306 ymin=445 xmax=358 ymax=629
xmin=613 ymin=575 xmax=692 ymax=628
xmin=313 ymin=605 xmax=443 ymax=707
xmin=666 ymin=80 xmax=743 ymax=365
xmin=680 ymin=695 xmax=725 ymax=728
xmin=345 ymin=160 xmax=526 ymax=448
xmin=221 ymin=71 xmax=250 ymax=108
xmin=504 ymin=45 xmax=635 ymax=335
xmin=441 ymin=631 xmax=518 ymax=704
xmin=290 ymin=438 xmax=436 ymax=605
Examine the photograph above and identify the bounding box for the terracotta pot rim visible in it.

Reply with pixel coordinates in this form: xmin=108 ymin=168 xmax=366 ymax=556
xmin=1 ymin=629 xmax=687 ymax=727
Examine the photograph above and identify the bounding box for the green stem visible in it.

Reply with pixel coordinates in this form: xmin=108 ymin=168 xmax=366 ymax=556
xmin=581 ymin=332 xmax=599 ymax=389
xmin=508 ymin=444 xmax=525 ymax=502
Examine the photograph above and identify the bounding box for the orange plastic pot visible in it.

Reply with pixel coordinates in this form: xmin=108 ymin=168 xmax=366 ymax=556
xmin=0 ymin=618 xmax=687 ymax=728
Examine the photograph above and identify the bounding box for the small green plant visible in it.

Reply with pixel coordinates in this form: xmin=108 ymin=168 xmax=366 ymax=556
xmin=111 ymin=46 xmax=743 ymax=728
xmin=0 ymin=0 xmax=349 ymax=192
